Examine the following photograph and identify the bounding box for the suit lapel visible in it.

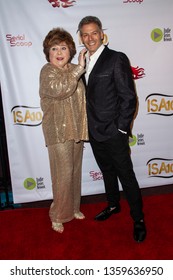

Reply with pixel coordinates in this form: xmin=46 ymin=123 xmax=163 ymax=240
xmin=81 ymin=74 xmax=86 ymax=88
xmin=88 ymin=46 xmax=108 ymax=86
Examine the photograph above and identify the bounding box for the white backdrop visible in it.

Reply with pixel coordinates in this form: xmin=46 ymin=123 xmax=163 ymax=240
xmin=0 ymin=0 xmax=173 ymax=203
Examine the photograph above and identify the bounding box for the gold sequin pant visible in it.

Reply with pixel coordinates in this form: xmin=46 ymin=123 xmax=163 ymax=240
xmin=47 ymin=140 xmax=84 ymax=223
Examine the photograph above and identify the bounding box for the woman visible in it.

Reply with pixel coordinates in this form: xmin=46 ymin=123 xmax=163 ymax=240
xmin=39 ymin=27 xmax=88 ymax=233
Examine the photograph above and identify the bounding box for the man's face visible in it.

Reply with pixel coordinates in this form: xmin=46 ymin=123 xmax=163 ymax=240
xmin=80 ymin=23 xmax=104 ymax=55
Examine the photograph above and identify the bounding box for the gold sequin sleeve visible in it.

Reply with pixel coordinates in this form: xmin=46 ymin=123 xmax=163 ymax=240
xmin=39 ymin=63 xmax=85 ymax=100
xmin=39 ymin=63 xmax=88 ymax=146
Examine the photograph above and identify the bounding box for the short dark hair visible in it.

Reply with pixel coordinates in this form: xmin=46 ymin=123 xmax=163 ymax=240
xmin=78 ymin=16 xmax=102 ymax=34
xmin=43 ymin=27 xmax=76 ymax=62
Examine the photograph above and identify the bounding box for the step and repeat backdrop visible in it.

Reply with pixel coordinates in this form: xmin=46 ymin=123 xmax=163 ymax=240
xmin=0 ymin=0 xmax=173 ymax=203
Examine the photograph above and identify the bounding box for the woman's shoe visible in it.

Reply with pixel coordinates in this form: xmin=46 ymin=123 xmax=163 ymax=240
xmin=74 ymin=212 xmax=85 ymax=220
xmin=52 ymin=222 xmax=64 ymax=233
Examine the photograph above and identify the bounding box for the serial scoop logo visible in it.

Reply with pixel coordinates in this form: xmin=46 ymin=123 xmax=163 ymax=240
xmin=11 ymin=105 xmax=43 ymax=126
xmin=131 ymin=66 xmax=145 ymax=80
xmin=147 ymin=158 xmax=173 ymax=178
xmin=6 ymin=34 xmax=32 ymax=47
xmin=151 ymin=28 xmax=172 ymax=42
xmin=89 ymin=171 xmax=103 ymax=181
xmin=146 ymin=93 xmax=173 ymax=116
xmin=123 ymin=0 xmax=143 ymax=3
xmin=48 ymin=0 xmax=76 ymax=8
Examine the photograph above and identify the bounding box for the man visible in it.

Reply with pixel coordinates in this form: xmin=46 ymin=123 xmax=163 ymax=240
xmin=78 ymin=16 xmax=146 ymax=242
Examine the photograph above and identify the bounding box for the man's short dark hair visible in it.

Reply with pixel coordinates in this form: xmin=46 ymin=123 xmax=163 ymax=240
xmin=78 ymin=16 xmax=102 ymax=34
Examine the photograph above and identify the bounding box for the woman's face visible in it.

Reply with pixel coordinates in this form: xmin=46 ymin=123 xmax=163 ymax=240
xmin=49 ymin=42 xmax=71 ymax=69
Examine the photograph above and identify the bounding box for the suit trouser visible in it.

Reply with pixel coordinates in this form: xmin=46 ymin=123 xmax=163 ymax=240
xmin=89 ymin=132 xmax=144 ymax=222
xmin=47 ymin=140 xmax=84 ymax=224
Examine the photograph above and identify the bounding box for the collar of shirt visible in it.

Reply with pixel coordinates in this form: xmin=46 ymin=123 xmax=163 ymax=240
xmin=85 ymin=44 xmax=105 ymax=83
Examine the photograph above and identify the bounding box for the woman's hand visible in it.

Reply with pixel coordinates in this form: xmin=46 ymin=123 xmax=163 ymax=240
xmin=78 ymin=48 xmax=87 ymax=68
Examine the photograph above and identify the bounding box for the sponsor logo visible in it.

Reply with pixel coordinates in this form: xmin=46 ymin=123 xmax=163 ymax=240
xmin=24 ymin=177 xmax=45 ymax=190
xmin=129 ymin=135 xmax=137 ymax=146
xmin=131 ymin=66 xmax=145 ymax=80
xmin=24 ymin=178 xmax=36 ymax=190
xmin=123 ymin=0 xmax=143 ymax=4
xmin=6 ymin=34 xmax=32 ymax=47
xmin=11 ymin=105 xmax=43 ymax=126
xmin=89 ymin=171 xmax=103 ymax=181
xmin=129 ymin=133 xmax=145 ymax=146
xmin=48 ymin=0 xmax=76 ymax=8
xmin=151 ymin=28 xmax=172 ymax=42
xmin=36 ymin=177 xmax=46 ymax=189
xmin=146 ymin=93 xmax=173 ymax=116
xmin=147 ymin=158 xmax=173 ymax=178
xmin=136 ymin=133 xmax=145 ymax=145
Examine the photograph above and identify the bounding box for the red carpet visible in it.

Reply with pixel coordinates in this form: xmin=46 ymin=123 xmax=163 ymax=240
xmin=0 ymin=193 xmax=173 ymax=260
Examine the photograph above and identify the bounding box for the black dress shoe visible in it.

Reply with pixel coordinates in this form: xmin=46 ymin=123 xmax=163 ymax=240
xmin=94 ymin=205 xmax=121 ymax=221
xmin=133 ymin=220 xmax=146 ymax=242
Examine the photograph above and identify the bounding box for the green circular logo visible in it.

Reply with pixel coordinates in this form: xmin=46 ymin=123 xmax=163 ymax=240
xmin=24 ymin=178 xmax=36 ymax=190
xmin=129 ymin=135 xmax=137 ymax=147
xmin=151 ymin=28 xmax=163 ymax=42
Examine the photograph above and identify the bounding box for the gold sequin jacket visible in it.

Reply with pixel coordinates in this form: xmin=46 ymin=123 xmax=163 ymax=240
xmin=39 ymin=63 xmax=88 ymax=146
